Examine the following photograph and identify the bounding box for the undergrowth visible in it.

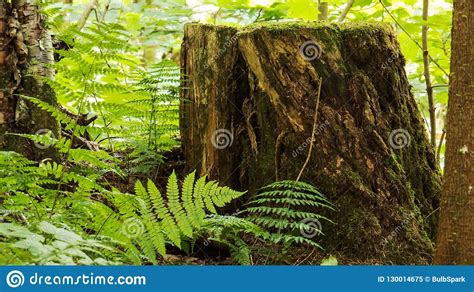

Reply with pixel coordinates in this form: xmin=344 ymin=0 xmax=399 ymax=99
xmin=0 ymin=17 xmax=334 ymax=266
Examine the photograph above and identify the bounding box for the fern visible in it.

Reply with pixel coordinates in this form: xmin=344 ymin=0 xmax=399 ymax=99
xmin=0 ymin=152 xmax=57 ymax=194
xmin=201 ymin=215 xmax=270 ymax=265
xmin=114 ymin=171 xmax=247 ymax=262
xmin=166 ymin=172 xmax=194 ymax=237
xmin=84 ymin=170 xmax=269 ymax=264
xmin=49 ymin=23 xmax=180 ymax=159
xmin=240 ymin=180 xmax=334 ymax=250
xmin=1 ymin=13 xmax=302 ymax=266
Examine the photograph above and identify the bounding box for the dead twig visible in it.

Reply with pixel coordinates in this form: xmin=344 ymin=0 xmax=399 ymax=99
xmin=296 ymin=78 xmax=322 ymax=182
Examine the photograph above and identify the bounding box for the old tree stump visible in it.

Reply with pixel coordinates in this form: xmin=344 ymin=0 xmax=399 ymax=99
xmin=180 ymin=22 xmax=441 ymax=264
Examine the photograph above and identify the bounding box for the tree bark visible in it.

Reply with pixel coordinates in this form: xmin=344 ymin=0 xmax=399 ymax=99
xmin=0 ymin=0 xmax=59 ymax=159
xmin=180 ymin=24 xmax=248 ymax=189
xmin=181 ymin=22 xmax=442 ymax=264
xmin=434 ymin=0 xmax=474 ymax=265
xmin=0 ymin=0 xmax=16 ymax=148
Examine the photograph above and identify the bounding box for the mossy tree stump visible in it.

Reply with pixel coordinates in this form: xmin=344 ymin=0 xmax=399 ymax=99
xmin=180 ymin=22 xmax=441 ymax=264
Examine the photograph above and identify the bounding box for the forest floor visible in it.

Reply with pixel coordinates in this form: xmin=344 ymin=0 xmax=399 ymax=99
xmin=106 ymin=147 xmax=388 ymax=266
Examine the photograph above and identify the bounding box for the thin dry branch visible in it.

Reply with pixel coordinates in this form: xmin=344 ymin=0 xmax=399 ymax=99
xmin=422 ymin=0 xmax=436 ymax=148
xmin=77 ymin=0 xmax=97 ymax=31
xmin=296 ymin=78 xmax=322 ymax=182
xmin=338 ymin=0 xmax=355 ymax=22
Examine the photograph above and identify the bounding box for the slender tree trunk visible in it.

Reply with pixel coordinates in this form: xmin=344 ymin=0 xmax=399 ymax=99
xmin=422 ymin=0 xmax=436 ymax=148
xmin=318 ymin=2 xmax=328 ymax=21
xmin=0 ymin=0 xmax=59 ymax=158
xmin=0 ymin=0 xmax=15 ymax=147
xmin=434 ymin=0 xmax=474 ymax=265
xmin=338 ymin=0 xmax=354 ymax=22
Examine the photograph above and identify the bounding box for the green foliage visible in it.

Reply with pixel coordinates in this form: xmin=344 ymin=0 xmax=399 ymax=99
xmin=132 ymin=61 xmax=180 ymax=150
xmin=0 ymin=140 xmax=121 ymax=266
xmin=202 ymin=215 xmax=270 ymax=265
xmin=240 ymin=180 xmax=334 ymax=249
xmin=49 ymin=21 xmax=180 ymax=169
xmin=0 ymin=150 xmax=265 ymax=265
xmin=2 ymin=0 xmax=452 ymax=266
xmin=113 ymin=171 xmax=254 ymax=264
xmin=0 ymin=151 xmax=56 ymax=194
xmin=0 ymin=222 xmax=117 ymax=265
xmin=85 ymin=170 xmax=262 ymax=265
xmin=320 ymin=255 xmax=338 ymax=266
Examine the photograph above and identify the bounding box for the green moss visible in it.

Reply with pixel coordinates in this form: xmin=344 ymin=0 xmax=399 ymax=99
xmin=345 ymin=206 xmax=382 ymax=244
xmin=185 ymin=23 xmax=239 ymax=30
xmin=240 ymin=20 xmax=390 ymax=34
xmin=340 ymin=167 xmax=372 ymax=195
xmin=241 ymin=21 xmax=332 ymax=33
xmin=182 ymin=20 xmax=439 ymax=264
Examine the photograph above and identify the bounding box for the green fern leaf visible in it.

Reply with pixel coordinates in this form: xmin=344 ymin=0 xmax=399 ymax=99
xmin=167 ymin=171 xmax=193 ymax=237
xmin=147 ymin=179 xmax=181 ymax=248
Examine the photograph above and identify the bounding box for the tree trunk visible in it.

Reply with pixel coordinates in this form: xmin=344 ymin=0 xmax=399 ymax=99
xmin=434 ymin=0 xmax=474 ymax=265
xmin=0 ymin=0 xmax=59 ymax=159
xmin=180 ymin=22 xmax=442 ymax=264
xmin=0 ymin=0 xmax=16 ymax=148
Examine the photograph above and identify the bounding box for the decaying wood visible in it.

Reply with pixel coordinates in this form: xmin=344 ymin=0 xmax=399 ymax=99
xmin=60 ymin=108 xmax=98 ymax=150
xmin=180 ymin=22 xmax=442 ymax=264
xmin=180 ymin=24 xmax=248 ymax=188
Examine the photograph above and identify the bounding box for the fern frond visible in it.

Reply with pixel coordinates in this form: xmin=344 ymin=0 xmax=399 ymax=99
xmin=123 ymin=172 xmax=247 ymax=262
xmin=135 ymin=181 xmax=166 ymax=259
xmin=241 ymin=180 xmax=334 ymax=250
xmin=146 ymin=179 xmax=181 ymax=248
xmin=182 ymin=171 xmax=198 ymax=228
xmin=167 ymin=171 xmax=193 ymax=237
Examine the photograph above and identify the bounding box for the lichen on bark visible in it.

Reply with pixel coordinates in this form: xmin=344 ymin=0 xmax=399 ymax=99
xmin=0 ymin=0 xmax=14 ymax=147
xmin=0 ymin=0 xmax=59 ymax=159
